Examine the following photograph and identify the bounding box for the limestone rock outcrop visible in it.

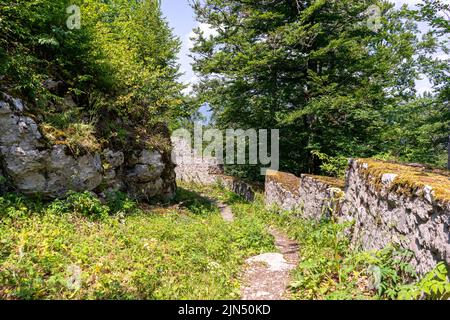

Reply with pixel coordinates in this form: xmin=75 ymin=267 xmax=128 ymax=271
xmin=0 ymin=93 xmax=176 ymax=201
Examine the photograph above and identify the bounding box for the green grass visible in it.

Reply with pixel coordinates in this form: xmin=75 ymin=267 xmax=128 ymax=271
xmin=0 ymin=188 xmax=273 ymax=300
xmin=1 ymin=182 xmax=448 ymax=300
xmin=183 ymin=182 xmax=450 ymax=300
xmin=183 ymin=183 xmax=376 ymax=299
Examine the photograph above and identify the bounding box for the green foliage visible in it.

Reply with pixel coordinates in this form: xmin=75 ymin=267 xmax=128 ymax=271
xmin=63 ymin=191 xmax=110 ymax=220
xmin=0 ymin=194 xmax=34 ymax=221
xmin=0 ymin=0 xmax=91 ymax=103
xmin=370 ymin=246 xmax=417 ymax=299
xmin=369 ymin=1 xmax=450 ymax=168
xmin=43 ymin=108 xmax=81 ymax=130
xmin=191 ymin=0 xmax=428 ymax=176
xmin=287 ymin=218 xmax=364 ymax=300
xmin=0 ymin=0 xmax=185 ymax=147
xmin=47 ymin=191 xmax=110 ymax=220
xmin=398 ymin=263 xmax=450 ymax=300
xmin=80 ymin=0 xmax=184 ymax=124
xmin=311 ymin=151 xmax=348 ymax=178
xmin=0 ymin=188 xmax=274 ymax=300
xmin=105 ymin=192 xmax=138 ymax=216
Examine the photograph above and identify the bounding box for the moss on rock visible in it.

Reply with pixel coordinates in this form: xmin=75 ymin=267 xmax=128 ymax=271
xmin=356 ymin=159 xmax=450 ymax=203
xmin=302 ymin=174 xmax=346 ymax=189
xmin=266 ymin=170 xmax=301 ymax=195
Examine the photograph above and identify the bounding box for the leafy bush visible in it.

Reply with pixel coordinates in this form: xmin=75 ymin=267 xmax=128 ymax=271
xmin=0 ymin=0 xmax=91 ymax=102
xmin=1 ymin=0 xmax=185 ymax=147
xmin=80 ymin=0 xmax=184 ymax=123
xmin=64 ymin=191 xmax=109 ymax=219
xmin=105 ymin=192 xmax=138 ymax=216
xmin=311 ymin=151 xmax=349 ymax=178
xmin=46 ymin=191 xmax=109 ymax=220
xmin=280 ymin=217 xmax=369 ymax=300
xmin=0 ymin=194 xmax=33 ymax=220
xmin=369 ymin=246 xmax=417 ymax=299
xmin=398 ymin=263 xmax=450 ymax=300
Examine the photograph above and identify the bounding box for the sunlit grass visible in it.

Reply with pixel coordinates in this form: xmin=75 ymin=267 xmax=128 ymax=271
xmin=0 ymin=189 xmax=273 ymax=300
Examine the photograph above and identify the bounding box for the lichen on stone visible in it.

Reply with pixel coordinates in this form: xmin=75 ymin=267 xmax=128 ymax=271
xmin=266 ymin=170 xmax=301 ymax=195
xmin=302 ymin=174 xmax=346 ymax=189
xmin=356 ymin=158 xmax=450 ymax=203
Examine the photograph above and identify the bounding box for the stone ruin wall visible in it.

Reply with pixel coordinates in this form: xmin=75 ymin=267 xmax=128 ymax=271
xmin=342 ymin=159 xmax=450 ymax=275
xmin=265 ymin=170 xmax=345 ymax=220
xmin=172 ymin=137 xmax=257 ymax=202
xmin=172 ymin=135 xmax=450 ymax=275
xmin=264 ymin=159 xmax=450 ymax=276
xmin=265 ymin=170 xmax=302 ymax=212
xmin=171 ymin=137 xmax=224 ymax=185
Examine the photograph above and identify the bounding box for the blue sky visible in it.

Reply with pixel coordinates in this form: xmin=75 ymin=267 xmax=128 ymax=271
xmin=161 ymin=0 xmax=442 ymax=95
xmin=161 ymin=1 xmax=198 ymax=87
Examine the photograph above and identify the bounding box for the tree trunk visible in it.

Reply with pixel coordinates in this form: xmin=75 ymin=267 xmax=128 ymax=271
xmin=447 ymin=135 xmax=450 ymax=170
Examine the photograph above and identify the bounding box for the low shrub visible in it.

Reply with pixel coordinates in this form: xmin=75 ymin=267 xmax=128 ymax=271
xmin=46 ymin=191 xmax=109 ymax=220
xmin=398 ymin=263 xmax=450 ymax=300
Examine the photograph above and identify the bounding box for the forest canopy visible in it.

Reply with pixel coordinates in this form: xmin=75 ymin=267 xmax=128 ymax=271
xmin=190 ymin=0 xmax=450 ymax=179
xmin=0 ymin=0 xmax=449 ymax=179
